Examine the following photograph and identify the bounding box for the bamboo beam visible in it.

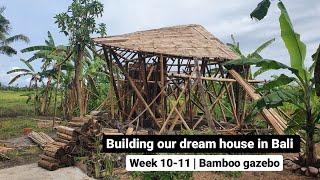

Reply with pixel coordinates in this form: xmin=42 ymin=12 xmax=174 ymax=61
xmin=228 ymin=69 xmax=285 ymax=134
xmin=167 ymin=73 xmax=265 ymax=83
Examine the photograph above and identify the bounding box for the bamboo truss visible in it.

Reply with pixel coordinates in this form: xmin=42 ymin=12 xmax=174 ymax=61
xmin=95 ymin=46 xmax=285 ymax=134
xmin=93 ymin=24 xmax=286 ymax=134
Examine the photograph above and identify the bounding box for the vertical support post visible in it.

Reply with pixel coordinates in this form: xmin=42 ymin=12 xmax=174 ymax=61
xmin=194 ymin=58 xmax=216 ymax=132
xmin=103 ymin=47 xmax=123 ymax=120
xmin=160 ymin=55 xmax=166 ymax=124
xmin=139 ymin=53 xmax=149 ymax=127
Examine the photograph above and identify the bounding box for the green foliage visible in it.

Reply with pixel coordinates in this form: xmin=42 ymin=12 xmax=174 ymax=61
xmin=250 ymin=0 xmax=271 ymax=20
xmin=256 ymin=74 xmax=295 ymax=92
xmin=0 ymin=6 xmax=29 ymax=56
xmin=0 ymin=91 xmax=35 ymax=117
xmin=278 ymin=2 xmax=308 ymax=80
xmin=131 ymin=171 xmax=193 ymax=180
xmin=55 ymin=0 xmax=107 ymax=45
xmin=312 ymin=45 xmax=320 ymax=96
xmin=248 ymin=38 xmax=275 ymax=59
xmin=220 ymin=171 xmax=242 ymax=178
xmin=232 ymin=0 xmax=319 ymax=165
xmin=7 ymin=59 xmax=38 ymax=85
xmin=0 ymin=117 xmax=53 ymax=139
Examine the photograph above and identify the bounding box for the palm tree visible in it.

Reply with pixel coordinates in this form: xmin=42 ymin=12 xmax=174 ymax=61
xmin=0 ymin=7 xmax=29 ymax=56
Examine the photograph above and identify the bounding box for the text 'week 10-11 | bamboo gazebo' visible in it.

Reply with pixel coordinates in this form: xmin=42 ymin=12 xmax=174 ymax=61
xmin=93 ymin=24 xmax=287 ymax=135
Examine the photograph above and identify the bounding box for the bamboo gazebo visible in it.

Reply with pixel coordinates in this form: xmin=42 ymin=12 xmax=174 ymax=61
xmin=94 ymin=24 xmax=286 ymax=134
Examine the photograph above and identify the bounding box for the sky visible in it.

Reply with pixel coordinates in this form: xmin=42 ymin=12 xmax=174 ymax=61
xmin=0 ymin=0 xmax=319 ymax=86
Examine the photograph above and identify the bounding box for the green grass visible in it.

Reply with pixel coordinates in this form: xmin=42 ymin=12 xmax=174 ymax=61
xmin=0 ymin=117 xmax=54 ymax=139
xmin=220 ymin=171 xmax=242 ymax=178
xmin=5 ymin=146 xmax=41 ymax=160
xmin=0 ymin=91 xmax=34 ymax=117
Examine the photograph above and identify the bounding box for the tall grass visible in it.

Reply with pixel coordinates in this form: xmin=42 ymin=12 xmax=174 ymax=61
xmin=0 ymin=91 xmax=34 ymax=117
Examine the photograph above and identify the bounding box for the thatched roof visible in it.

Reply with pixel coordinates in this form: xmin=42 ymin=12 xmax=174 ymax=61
xmin=94 ymin=24 xmax=239 ymax=61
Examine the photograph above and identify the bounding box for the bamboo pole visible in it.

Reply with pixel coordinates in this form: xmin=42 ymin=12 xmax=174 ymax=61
xmin=160 ymin=55 xmax=166 ymax=124
xmin=53 ymin=64 xmax=62 ymax=127
xmin=110 ymin=49 xmax=161 ymax=128
xmin=194 ymin=59 xmax=216 ymax=131
xmin=167 ymin=73 xmax=265 ymax=83
xmin=160 ymin=80 xmax=190 ymax=133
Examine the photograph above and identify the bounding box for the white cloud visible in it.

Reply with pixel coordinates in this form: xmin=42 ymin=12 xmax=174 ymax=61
xmin=0 ymin=0 xmax=319 ymax=85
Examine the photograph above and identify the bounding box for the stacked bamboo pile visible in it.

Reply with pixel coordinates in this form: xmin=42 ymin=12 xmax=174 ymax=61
xmin=34 ymin=126 xmax=77 ymax=171
xmin=74 ymin=118 xmax=102 ymax=153
xmin=68 ymin=116 xmax=91 ymax=127
xmin=34 ymin=112 xmax=130 ymax=172
xmin=28 ymin=132 xmax=55 ymax=148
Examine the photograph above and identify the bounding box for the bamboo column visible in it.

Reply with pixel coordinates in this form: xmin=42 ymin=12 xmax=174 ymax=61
xmin=194 ymin=59 xmax=216 ymax=131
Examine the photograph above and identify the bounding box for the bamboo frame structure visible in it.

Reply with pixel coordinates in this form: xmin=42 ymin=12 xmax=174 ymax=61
xmin=93 ymin=24 xmax=286 ymax=134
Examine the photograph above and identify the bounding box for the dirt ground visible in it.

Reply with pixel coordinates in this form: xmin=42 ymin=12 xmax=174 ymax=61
xmin=0 ymin=135 xmax=316 ymax=180
xmin=192 ymin=170 xmax=312 ymax=180
xmin=0 ymin=163 xmax=93 ymax=180
xmin=0 ymin=135 xmax=40 ymax=169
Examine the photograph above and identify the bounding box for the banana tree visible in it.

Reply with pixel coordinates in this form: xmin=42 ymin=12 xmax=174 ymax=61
xmin=226 ymin=35 xmax=275 ymax=125
xmin=21 ymin=31 xmax=69 ymax=115
xmin=225 ymin=1 xmax=319 ymax=166
xmin=7 ymin=59 xmax=41 ymax=114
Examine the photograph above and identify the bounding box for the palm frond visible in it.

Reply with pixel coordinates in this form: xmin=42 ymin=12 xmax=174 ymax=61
xmin=249 ymin=38 xmax=275 ymax=58
xmin=0 ymin=45 xmax=16 ymax=56
xmin=20 ymin=59 xmax=35 ymax=72
xmin=47 ymin=31 xmax=55 ymax=47
xmin=7 ymin=68 xmax=30 ymax=74
xmin=3 ymin=34 xmax=30 ymax=44
xmin=8 ymin=73 xmax=31 ymax=85
xmin=21 ymin=46 xmax=55 ymax=53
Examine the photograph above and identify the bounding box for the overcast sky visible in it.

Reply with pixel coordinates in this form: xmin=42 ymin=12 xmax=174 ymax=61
xmin=0 ymin=0 xmax=319 ymax=86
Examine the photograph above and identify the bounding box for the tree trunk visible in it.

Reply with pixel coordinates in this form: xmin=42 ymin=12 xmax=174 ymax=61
xmin=75 ymin=43 xmax=84 ymax=118
xmin=41 ymin=75 xmax=53 ymax=115
xmin=305 ymin=108 xmax=317 ymax=166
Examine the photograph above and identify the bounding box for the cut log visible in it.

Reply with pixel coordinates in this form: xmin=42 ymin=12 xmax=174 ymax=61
xmin=56 ymin=126 xmax=75 ymax=136
xmin=57 ymin=132 xmax=74 ymax=141
xmin=126 ymin=127 xmax=134 ymax=135
xmin=68 ymin=122 xmax=84 ymax=127
xmin=38 ymin=159 xmax=59 ymax=171
xmin=52 ymin=141 xmax=67 ymax=148
xmin=102 ymin=128 xmax=119 ymax=134
xmin=104 ymin=132 xmax=124 ymax=135
xmin=39 ymin=154 xmax=60 ymax=164
xmin=44 ymin=145 xmax=65 ymax=159
xmin=61 ymin=154 xmax=75 ymax=167
xmin=54 ymin=137 xmax=72 ymax=144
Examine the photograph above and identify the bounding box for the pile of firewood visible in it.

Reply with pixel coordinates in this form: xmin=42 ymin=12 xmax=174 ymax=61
xmin=28 ymin=132 xmax=55 ymax=148
xmin=74 ymin=118 xmax=102 ymax=153
xmin=68 ymin=116 xmax=91 ymax=127
xmin=35 ymin=126 xmax=77 ymax=171
xmin=31 ymin=111 xmax=155 ymax=173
